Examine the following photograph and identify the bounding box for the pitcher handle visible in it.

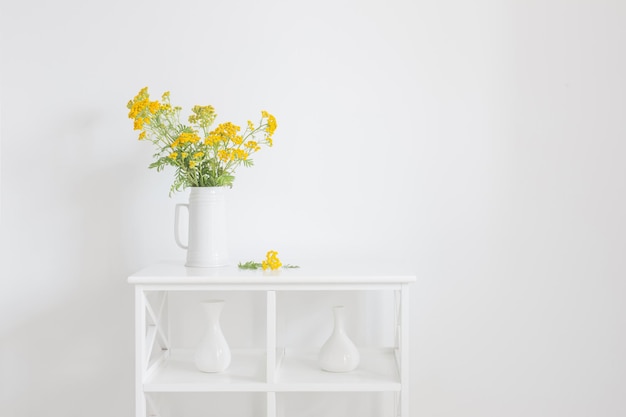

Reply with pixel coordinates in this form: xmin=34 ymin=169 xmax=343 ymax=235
xmin=174 ymin=203 xmax=188 ymax=249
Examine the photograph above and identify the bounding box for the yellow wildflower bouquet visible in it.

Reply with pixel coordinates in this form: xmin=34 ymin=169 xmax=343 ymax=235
xmin=127 ymin=87 xmax=277 ymax=193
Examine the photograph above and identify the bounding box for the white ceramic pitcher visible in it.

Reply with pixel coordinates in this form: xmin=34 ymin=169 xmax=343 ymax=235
xmin=175 ymin=187 xmax=229 ymax=267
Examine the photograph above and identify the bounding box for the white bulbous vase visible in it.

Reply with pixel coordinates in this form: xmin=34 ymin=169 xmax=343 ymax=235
xmin=194 ymin=300 xmax=231 ymax=373
xmin=175 ymin=187 xmax=229 ymax=268
xmin=319 ymin=305 xmax=360 ymax=372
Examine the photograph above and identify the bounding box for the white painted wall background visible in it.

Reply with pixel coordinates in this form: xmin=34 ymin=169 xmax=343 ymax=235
xmin=1 ymin=0 xmax=625 ymax=416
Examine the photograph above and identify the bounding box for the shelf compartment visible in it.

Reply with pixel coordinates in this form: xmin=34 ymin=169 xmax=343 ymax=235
xmin=145 ymin=392 xmax=266 ymax=417
xmin=274 ymin=347 xmax=401 ymax=392
xmin=277 ymin=392 xmax=396 ymax=417
xmin=144 ymin=349 xmax=266 ymax=392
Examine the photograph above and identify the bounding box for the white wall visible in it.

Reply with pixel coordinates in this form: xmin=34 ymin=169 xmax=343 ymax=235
xmin=1 ymin=0 xmax=625 ymax=416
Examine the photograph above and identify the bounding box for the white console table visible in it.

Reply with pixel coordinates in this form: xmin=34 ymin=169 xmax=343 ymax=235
xmin=128 ymin=262 xmax=415 ymax=417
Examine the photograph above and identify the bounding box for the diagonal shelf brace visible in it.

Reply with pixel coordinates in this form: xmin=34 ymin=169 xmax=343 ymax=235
xmin=144 ymin=292 xmax=170 ymax=352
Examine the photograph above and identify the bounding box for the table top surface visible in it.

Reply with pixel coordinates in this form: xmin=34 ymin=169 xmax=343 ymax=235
xmin=128 ymin=261 xmax=417 ymax=285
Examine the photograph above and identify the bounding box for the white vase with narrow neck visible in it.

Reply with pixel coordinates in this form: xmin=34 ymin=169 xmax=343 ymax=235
xmin=319 ymin=305 xmax=360 ymax=372
xmin=194 ymin=300 xmax=231 ymax=373
xmin=175 ymin=187 xmax=229 ymax=267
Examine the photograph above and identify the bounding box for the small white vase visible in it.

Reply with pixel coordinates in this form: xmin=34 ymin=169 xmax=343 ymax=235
xmin=319 ymin=306 xmax=360 ymax=372
xmin=175 ymin=187 xmax=229 ymax=267
xmin=195 ymin=300 xmax=231 ymax=373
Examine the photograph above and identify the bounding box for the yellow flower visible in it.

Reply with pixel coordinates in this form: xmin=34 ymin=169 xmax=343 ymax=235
xmin=261 ymin=110 xmax=277 ymax=131
xmin=186 ymin=132 xmax=201 ymax=143
xmin=233 ymin=149 xmax=249 ymax=160
xmin=217 ymin=149 xmax=232 ymax=162
xmin=205 ymin=122 xmax=242 ymax=148
xmin=245 ymin=141 xmax=261 ymax=152
xmin=127 ymin=102 xmax=141 ymax=119
xmin=189 ymin=105 xmax=217 ymax=127
xmin=266 ymin=113 xmax=277 ymax=135
xmin=133 ymin=118 xmax=144 ymax=130
xmin=172 ymin=132 xmax=201 ymax=148
xmin=138 ymin=131 xmax=146 ymax=140
xmin=193 ymin=151 xmax=204 ymax=159
xmin=148 ymin=101 xmax=161 ymax=114
xmin=204 ymin=135 xmax=217 ymax=146
xmin=127 ymin=87 xmax=151 ymax=119
xmin=189 ymin=161 xmax=197 ymax=168
xmin=262 ymin=250 xmax=282 ymax=270
xmin=168 ymin=152 xmax=178 ymax=159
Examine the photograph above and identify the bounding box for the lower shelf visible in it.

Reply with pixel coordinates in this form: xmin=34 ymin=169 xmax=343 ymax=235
xmin=276 ymin=348 xmax=401 ymax=391
xmin=145 ymin=349 xmax=266 ymax=392
xmin=144 ymin=348 xmax=401 ymax=392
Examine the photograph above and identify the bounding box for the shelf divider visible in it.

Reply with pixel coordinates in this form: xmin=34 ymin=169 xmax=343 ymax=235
xmin=266 ymin=290 xmax=277 ymax=383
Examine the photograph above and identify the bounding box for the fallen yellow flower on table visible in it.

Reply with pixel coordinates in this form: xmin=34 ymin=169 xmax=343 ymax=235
xmin=238 ymin=250 xmax=299 ymax=271
xmin=262 ymin=250 xmax=281 ymax=270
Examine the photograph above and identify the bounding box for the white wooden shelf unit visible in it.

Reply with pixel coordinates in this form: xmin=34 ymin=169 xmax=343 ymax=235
xmin=128 ymin=262 xmax=416 ymax=417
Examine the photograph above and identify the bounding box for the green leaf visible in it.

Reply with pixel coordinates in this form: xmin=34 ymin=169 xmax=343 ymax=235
xmin=238 ymin=261 xmax=262 ymax=270
xmin=215 ymin=174 xmax=235 ymax=187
